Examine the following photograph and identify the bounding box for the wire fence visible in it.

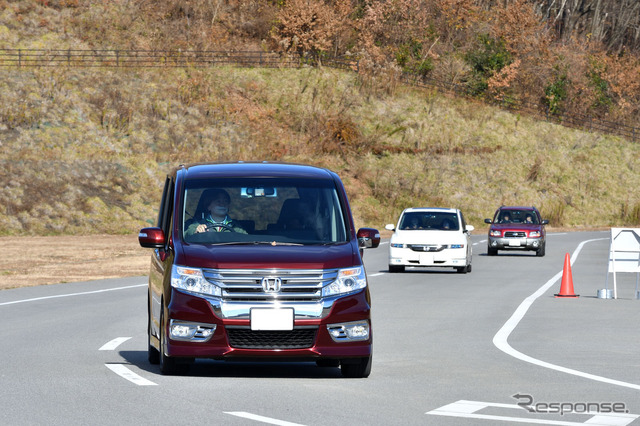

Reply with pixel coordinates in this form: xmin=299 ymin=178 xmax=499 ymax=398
xmin=1 ymin=48 xmax=637 ymax=142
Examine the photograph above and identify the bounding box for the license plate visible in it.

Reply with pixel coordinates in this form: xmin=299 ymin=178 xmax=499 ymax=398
xmin=250 ymin=308 xmax=294 ymax=331
xmin=509 ymin=240 xmax=521 ymax=247
xmin=419 ymin=253 xmax=434 ymax=264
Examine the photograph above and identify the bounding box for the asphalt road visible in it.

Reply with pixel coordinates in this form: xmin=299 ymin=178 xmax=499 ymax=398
xmin=1 ymin=230 xmax=639 ymax=425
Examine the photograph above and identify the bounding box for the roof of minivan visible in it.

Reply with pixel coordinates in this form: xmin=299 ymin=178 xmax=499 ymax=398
xmin=179 ymin=162 xmax=336 ymax=180
xmin=498 ymin=206 xmax=538 ymax=211
xmin=404 ymin=207 xmax=458 ymax=213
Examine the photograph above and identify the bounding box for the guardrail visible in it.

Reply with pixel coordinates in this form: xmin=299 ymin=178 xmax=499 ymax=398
xmin=0 ymin=48 xmax=636 ymax=142
xmin=0 ymin=49 xmax=304 ymax=68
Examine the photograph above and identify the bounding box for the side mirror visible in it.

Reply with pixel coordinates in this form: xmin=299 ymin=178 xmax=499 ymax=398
xmin=139 ymin=227 xmax=165 ymax=248
xmin=465 ymin=225 xmax=475 ymax=233
xmin=484 ymin=218 xmax=493 ymax=224
xmin=357 ymin=228 xmax=380 ymax=249
xmin=541 ymin=219 xmax=549 ymax=225
xmin=385 ymin=224 xmax=395 ymax=231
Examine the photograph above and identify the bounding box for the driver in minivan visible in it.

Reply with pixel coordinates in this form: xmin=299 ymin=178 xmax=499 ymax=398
xmin=185 ymin=189 xmax=247 ymax=235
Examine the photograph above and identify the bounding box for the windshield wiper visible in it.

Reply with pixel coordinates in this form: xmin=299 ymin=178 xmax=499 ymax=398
xmin=208 ymin=241 xmax=304 ymax=246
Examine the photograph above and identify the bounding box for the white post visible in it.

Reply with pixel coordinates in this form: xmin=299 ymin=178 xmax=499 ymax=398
xmin=612 ymin=241 xmax=618 ymax=299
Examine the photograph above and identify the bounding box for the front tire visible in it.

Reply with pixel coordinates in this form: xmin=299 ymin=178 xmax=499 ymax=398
xmin=159 ymin=311 xmax=179 ymax=375
xmin=536 ymin=242 xmax=546 ymax=257
xmin=487 ymin=246 xmax=498 ymax=256
xmin=341 ymin=356 xmax=372 ymax=378
xmin=148 ymin=321 xmax=160 ymax=365
xmin=389 ymin=265 xmax=405 ymax=273
xmin=148 ymin=293 xmax=160 ymax=365
xmin=456 ymin=263 xmax=471 ymax=274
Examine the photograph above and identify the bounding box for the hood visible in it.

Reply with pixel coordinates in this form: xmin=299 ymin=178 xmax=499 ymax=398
xmin=176 ymin=242 xmax=358 ymax=270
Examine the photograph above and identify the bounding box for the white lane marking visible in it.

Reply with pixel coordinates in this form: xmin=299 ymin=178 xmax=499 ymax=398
xmin=105 ymin=364 xmax=157 ymax=386
xmin=225 ymin=411 xmax=306 ymax=426
xmin=0 ymin=284 xmax=146 ymax=306
xmin=493 ymin=238 xmax=640 ymax=390
xmin=99 ymin=337 xmax=132 ymax=351
xmin=368 ymin=273 xmax=385 ymax=277
xmin=427 ymin=400 xmax=639 ymax=425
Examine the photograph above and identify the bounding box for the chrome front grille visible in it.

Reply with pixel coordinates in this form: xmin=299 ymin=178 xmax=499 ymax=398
xmin=408 ymin=244 xmax=446 ymax=252
xmin=203 ymin=268 xmax=334 ymax=302
xmin=504 ymin=232 xmax=526 ymax=238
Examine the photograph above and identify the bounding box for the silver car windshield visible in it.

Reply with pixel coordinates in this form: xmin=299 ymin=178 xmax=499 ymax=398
xmin=182 ymin=178 xmax=348 ymax=245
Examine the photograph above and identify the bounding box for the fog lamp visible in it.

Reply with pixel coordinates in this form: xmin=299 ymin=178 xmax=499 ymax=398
xmin=171 ymin=323 xmax=196 ymax=339
xmin=345 ymin=324 xmax=369 ymax=339
xmin=169 ymin=320 xmax=216 ymax=342
xmin=327 ymin=321 xmax=370 ymax=342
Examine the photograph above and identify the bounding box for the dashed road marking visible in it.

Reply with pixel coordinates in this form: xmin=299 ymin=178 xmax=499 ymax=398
xmin=225 ymin=411 xmax=306 ymax=426
xmin=99 ymin=337 xmax=131 ymax=351
xmin=105 ymin=364 xmax=157 ymax=386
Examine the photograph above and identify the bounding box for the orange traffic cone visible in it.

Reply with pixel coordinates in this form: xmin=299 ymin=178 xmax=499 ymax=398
xmin=555 ymin=253 xmax=579 ymax=298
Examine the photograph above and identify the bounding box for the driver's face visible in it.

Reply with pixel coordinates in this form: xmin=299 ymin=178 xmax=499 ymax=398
xmin=209 ymin=196 xmax=230 ymax=207
xmin=208 ymin=196 xmax=230 ymax=216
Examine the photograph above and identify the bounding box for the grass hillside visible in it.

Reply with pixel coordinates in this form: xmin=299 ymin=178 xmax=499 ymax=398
xmin=1 ymin=64 xmax=639 ymax=236
xmin=1 ymin=0 xmax=640 ymax=236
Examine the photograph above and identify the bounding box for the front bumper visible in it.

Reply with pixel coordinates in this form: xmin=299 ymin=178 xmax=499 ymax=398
xmin=388 ymin=247 xmax=468 ymax=267
xmin=165 ymin=289 xmax=372 ymax=360
xmin=489 ymin=237 xmax=542 ymax=250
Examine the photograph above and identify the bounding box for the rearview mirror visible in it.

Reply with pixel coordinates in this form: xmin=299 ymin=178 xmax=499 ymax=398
xmin=241 ymin=187 xmax=277 ymax=198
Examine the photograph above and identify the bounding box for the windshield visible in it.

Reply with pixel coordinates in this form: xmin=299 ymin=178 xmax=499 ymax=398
xmin=399 ymin=212 xmax=460 ymax=231
xmin=182 ymin=177 xmax=348 ymax=245
xmin=495 ymin=210 xmax=539 ymax=224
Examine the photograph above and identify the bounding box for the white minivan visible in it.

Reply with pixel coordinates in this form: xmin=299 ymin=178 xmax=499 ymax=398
xmin=385 ymin=207 xmax=473 ymax=273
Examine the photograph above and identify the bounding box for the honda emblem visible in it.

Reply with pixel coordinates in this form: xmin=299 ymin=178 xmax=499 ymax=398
xmin=261 ymin=277 xmax=282 ymax=293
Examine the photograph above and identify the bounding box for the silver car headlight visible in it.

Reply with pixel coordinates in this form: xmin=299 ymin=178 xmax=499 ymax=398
xmin=171 ymin=265 xmax=221 ymax=297
xmin=322 ymin=267 xmax=367 ymax=297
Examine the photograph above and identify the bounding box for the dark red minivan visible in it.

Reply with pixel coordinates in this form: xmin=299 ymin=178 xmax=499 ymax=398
xmin=138 ymin=162 xmax=380 ymax=377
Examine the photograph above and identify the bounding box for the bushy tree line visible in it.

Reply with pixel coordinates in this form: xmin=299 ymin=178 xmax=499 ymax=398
xmin=4 ymin=0 xmax=640 ymax=126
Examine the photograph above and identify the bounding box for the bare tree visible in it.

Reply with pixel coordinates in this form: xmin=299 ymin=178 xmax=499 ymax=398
xmin=478 ymin=0 xmax=640 ymax=52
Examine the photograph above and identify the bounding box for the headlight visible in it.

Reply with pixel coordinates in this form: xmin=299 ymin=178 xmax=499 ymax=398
xmin=529 ymin=230 xmax=541 ymax=237
xmin=322 ymin=267 xmax=367 ymax=297
xmin=489 ymin=230 xmax=501 ymax=237
xmin=171 ymin=265 xmax=221 ymax=297
xmin=390 ymin=242 xmax=404 ymax=248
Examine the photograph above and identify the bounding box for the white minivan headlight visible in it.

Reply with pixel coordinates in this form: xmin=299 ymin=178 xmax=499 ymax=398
xmin=322 ymin=267 xmax=367 ymax=297
xmin=171 ymin=265 xmax=221 ymax=297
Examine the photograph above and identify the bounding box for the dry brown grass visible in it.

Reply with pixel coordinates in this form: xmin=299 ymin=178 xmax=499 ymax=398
xmin=0 ymin=235 xmax=149 ymax=290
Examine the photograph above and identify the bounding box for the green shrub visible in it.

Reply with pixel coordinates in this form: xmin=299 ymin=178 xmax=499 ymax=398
xmin=395 ymin=39 xmax=434 ymax=78
xmin=464 ymin=34 xmax=512 ymax=96
xmin=543 ymin=66 xmax=569 ymax=116
xmin=588 ymin=58 xmax=613 ymax=113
